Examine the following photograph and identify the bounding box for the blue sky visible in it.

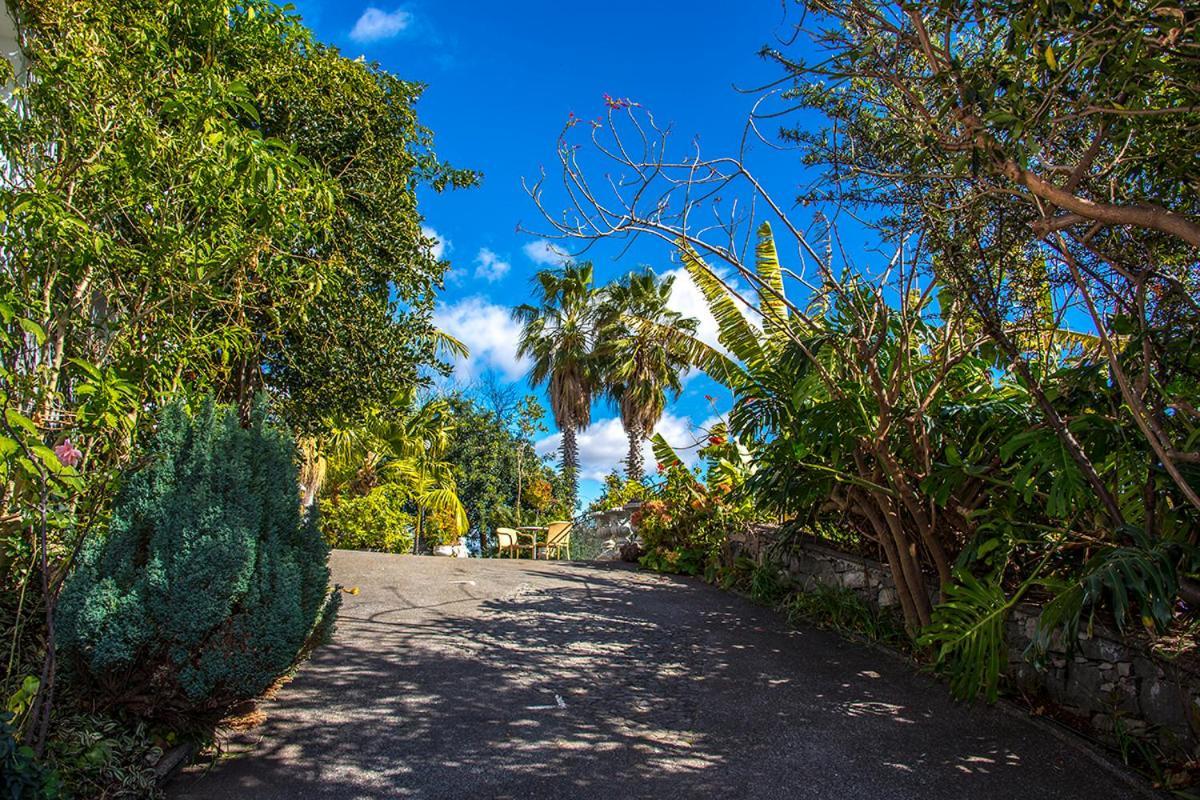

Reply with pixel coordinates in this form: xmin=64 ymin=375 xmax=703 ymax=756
xmin=290 ymin=1 xmax=807 ymax=504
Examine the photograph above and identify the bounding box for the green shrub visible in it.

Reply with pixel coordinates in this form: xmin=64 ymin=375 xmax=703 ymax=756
xmin=783 ymin=585 xmax=909 ymax=648
xmin=1 ymin=711 xmax=58 ymax=799
xmin=57 ymin=400 xmax=337 ymax=724
xmin=586 ymin=471 xmax=650 ymax=513
xmin=747 ymin=562 xmax=790 ymax=607
xmin=319 ymin=484 xmax=414 ymax=553
xmin=638 ymin=546 xmax=707 ymax=576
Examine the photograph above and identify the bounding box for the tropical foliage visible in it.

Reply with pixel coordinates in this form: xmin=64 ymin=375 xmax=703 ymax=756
xmin=634 ymin=424 xmax=759 ymax=576
xmin=320 ymin=485 xmax=416 ymax=554
xmin=765 ymin=0 xmax=1200 ymax=699
xmin=310 ymin=395 xmax=469 ymax=552
xmin=587 ymin=471 xmax=652 ymax=513
xmin=310 ymin=392 xmax=566 ymax=556
xmin=0 ymin=0 xmax=471 ymax=790
xmin=440 ymin=394 xmax=568 ymax=550
xmin=776 ymin=0 xmax=1200 ymax=532
xmin=526 ymin=0 xmax=1200 ymax=714
xmin=655 ymin=221 xmax=1197 ymax=700
xmin=514 ymin=263 xmax=700 ymax=508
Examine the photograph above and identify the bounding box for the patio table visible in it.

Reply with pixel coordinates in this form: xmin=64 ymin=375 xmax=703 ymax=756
xmin=516 ymin=526 xmax=547 ymax=559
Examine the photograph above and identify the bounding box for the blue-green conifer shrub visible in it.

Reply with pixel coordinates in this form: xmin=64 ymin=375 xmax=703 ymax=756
xmin=57 ymin=399 xmax=339 ymax=723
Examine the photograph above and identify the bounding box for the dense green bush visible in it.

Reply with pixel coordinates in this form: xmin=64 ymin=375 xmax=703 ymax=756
xmin=1 ymin=711 xmax=57 ymax=799
xmin=319 ymin=484 xmax=415 ymax=553
xmin=586 ymin=471 xmax=650 ymax=514
xmin=57 ymin=400 xmax=338 ymax=724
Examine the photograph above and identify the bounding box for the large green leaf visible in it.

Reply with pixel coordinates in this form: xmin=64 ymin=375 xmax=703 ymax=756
xmin=918 ymin=569 xmax=1025 ymax=703
xmin=754 ymin=222 xmax=789 ymax=343
xmin=678 ymin=242 xmax=764 ymax=366
xmin=1031 ymin=530 xmax=1190 ymax=657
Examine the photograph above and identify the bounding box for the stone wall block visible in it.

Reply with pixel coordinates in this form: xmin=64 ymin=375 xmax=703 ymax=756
xmin=840 ymin=570 xmax=867 ymax=590
xmin=1139 ymin=680 xmax=1189 ymax=733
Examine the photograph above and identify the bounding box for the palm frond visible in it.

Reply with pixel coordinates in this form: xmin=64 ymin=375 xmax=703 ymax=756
xmin=433 ymin=328 xmax=470 ymax=361
xmin=650 ymin=432 xmax=687 ymax=472
xmin=418 ymin=487 xmax=470 ymax=536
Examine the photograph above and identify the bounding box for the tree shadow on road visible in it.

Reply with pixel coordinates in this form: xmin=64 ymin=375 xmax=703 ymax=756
xmin=171 ymin=561 xmax=1140 ymax=799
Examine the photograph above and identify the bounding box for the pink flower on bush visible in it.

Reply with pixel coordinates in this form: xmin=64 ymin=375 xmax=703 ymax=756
xmin=55 ymin=438 xmax=82 ymax=468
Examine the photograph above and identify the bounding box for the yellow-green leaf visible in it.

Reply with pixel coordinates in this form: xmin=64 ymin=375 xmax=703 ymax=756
xmin=17 ymin=318 xmax=46 ymax=345
xmin=4 ymin=408 xmax=38 ymax=437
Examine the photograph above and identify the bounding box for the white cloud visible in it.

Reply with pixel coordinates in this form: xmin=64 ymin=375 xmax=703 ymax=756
xmin=534 ymin=412 xmax=714 ymax=481
xmin=474 ymin=247 xmax=511 ymax=283
xmin=433 ymin=296 xmax=528 ymax=381
xmin=349 ymin=8 xmax=412 ymax=43
xmin=421 ymin=225 xmax=450 ymax=261
xmin=522 ymin=239 xmax=571 ymax=267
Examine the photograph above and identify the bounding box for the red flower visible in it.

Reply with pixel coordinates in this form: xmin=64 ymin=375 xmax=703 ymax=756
xmin=708 ymin=435 xmax=724 ymax=446
xmin=655 ymin=462 xmax=665 ymax=473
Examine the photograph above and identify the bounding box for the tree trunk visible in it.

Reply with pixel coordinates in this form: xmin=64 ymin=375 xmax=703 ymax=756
xmin=235 ymin=355 xmax=261 ymax=425
xmin=414 ymin=505 xmax=424 ymax=555
xmin=561 ymin=426 xmax=579 ymax=513
xmin=625 ymin=426 xmax=643 ymax=482
xmin=859 ymin=500 xmax=924 ymax=633
xmin=515 ymin=449 xmax=523 ymax=527
xmin=873 ymin=494 xmax=933 ymax=627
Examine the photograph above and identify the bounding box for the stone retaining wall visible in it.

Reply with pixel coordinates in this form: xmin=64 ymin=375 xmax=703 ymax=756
xmin=1006 ymin=606 xmax=1199 ymax=757
xmin=732 ymin=525 xmax=1200 ymax=759
xmin=775 ymin=538 xmax=900 ymax=609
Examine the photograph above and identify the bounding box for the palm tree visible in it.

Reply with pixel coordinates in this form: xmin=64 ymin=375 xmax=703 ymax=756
xmin=513 ymin=263 xmax=600 ymax=512
xmin=596 ymin=269 xmax=698 ymax=481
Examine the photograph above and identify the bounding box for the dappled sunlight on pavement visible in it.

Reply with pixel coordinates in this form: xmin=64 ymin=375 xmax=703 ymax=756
xmin=171 ymin=551 xmax=1147 ymax=799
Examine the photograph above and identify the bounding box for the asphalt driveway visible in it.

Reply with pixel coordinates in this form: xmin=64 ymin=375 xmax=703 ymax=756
xmin=170 ymin=550 xmax=1149 ymax=799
